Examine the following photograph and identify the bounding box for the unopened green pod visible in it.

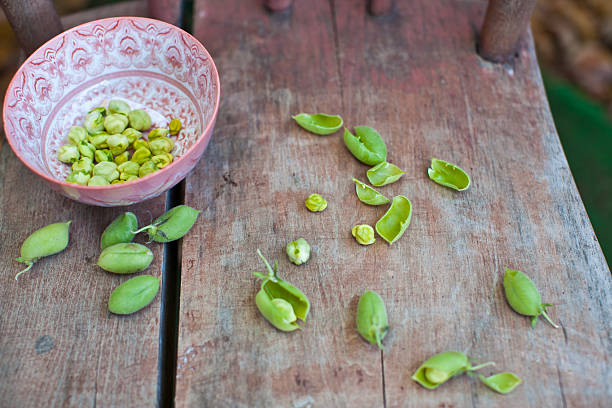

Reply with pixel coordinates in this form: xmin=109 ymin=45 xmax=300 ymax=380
xmin=254 ymin=250 xmax=310 ymax=332
xmin=292 ymin=113 xmax=343 ymax=135
xmin=503 ymin=268 xmax=558 ymax=328
xmin=100 ymin=212 xmax=138 ymax=249
xmin=97 ymin=243 xmax=153 ymax=274
xmin=15 ymin=221 xmax=71 ymax=280
xmin=375 ymin=196 xmax=412 ymax=245
xmin=108 ymin=275 xmax=161 ymax=315
xmin=412 ymin=351 xmax=495 ymax=389
xmin=356 ymin=290 xmax=389 ymax=350
xmin=133 ymin=205 xmax=201 ymax=243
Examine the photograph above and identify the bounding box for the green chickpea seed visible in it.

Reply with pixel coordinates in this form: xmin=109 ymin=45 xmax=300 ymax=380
xmin=94 ymin=149 xmax=113 ymax=163
xmin=100 ymin=212 xmax=138 ymax=250
xmin=292 ymin=113 xmax=343 ymax=135
xmin=352 ymin=224 xmax=375 ymax=245
xmin=152 ymin=154 xmax=173 ymax=169
xmin=503 ymin=268 xmax=558 ymax=328
xmin=118 ymin=161 xmax=139 ymax=177
xmin=122 ymin=128 xmax=142 ymax=145
xmin=138 ymin=160 xmax=158 ymax=177
xmin=131 ymin=147 xmax=151 ymax=165
xmin=72 ymin=157 xmax=94 ymax=174
xmin=286 ymin=238 xmax=311 ymax=265
xmin=149 ymin=137 xmax=174 ymax=155
xmin=148 ymin=127 xmax=169 ymax=140
xmin=128 ymin=109 xmax=152 ymax=131
xmin=356 ymin=290 xmax=389 ymax=350
xmin=107 ymin=99 xmax=131 ymax=116
xmin=67 ymin=126 xmax=88 ymax=145
xmin=114 ymin=151 xmax=129 ymax=165
xmin=254 ymin=250 xmax=310 ymax=331
xmin=93 ymin=161 xmax=120 ymax=182
xmin=169 ymin=118 xmax=182 ymax=135
xmin=107 ymin=133 xmax=129 ymax=156
xmin=15 ymin=221 xmax=71 ymax=280
xmin=97 ymin=243 xmax=154 ymax=274
xmin=132 ymin=139 xmax=149 ymax=151
xmin=65 ymin=172 xmax=91 ymax=185
xmin=57 ymin=145 xmax=80 ymax=163
xmin=132 ymin=205 xmax=201 ymax=243
xmin=108 ymin=275 xmax=160 ymax=315
xmin=305 ymin=193 xmax=327 ymax=212
xmin=104 ymin=113 xmax=129 ymax=134
xmin=88 ymin=106 xmax=106 ymax=116
xmin=90 ymin=133 xmax=109 ymax=149
xmin=78 ymin=141 xmax=95 ymax=159
xmin=84 ymin=110 xmax=105 ymax=134
xmin=88 ymin=175 xmax=110 ymax=186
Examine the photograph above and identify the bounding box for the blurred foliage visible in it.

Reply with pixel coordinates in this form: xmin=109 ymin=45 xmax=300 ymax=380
xmin=543 ymin=71 xmax=612 ymax=264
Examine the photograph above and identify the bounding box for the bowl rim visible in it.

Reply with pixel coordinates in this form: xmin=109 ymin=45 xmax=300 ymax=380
xmin=2 ymin=16 xmax=221 ymax=191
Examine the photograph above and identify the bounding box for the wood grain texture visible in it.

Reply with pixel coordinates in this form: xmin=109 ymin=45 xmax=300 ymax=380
xmin=177 ymin=0 xmax=383 ymax=406
xmin=0 ymin=144 xmax=166 ymax=407
xmin=179 ymin=0 xmax=612 ymax=406
xmin=0 ymin=0 xmax=63 ymax=55
xmin=479 ymin=0 xmax=537 ymax=62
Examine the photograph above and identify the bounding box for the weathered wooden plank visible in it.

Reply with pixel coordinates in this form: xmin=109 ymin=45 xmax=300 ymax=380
xmin=176 ymin=0 xmax=384 ymax=406
xmin=180 ymin=0 xmax=611 ymax=407
xmin=0 ymin=140 xmax=166 ymax=407
xmin=332 ymin=0 xmax=611 ymax=407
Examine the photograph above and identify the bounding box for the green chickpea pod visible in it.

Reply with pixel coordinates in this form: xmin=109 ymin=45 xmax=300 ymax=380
xmin=15 ymin=221 xmax=71 ymax=279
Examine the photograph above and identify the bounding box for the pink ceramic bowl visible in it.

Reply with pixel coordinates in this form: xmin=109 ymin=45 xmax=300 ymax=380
xmin=3 ymin=17 xmax=219 ymax=206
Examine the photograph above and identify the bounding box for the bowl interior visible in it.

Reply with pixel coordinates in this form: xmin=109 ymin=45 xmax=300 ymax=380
xmin=4 ymin=17 xmax=218 ymax=181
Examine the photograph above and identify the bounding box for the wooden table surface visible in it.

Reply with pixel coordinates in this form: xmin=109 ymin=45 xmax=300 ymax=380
xmin=1 ymin=0 xmax=610 ymax=407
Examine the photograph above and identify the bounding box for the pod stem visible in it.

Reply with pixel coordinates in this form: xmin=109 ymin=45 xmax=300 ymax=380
xmin=469 ymin=361 xmax=496 ymax=371
xmin=15 ymin=262 xmax=34 ymax=280
xmin=132 ymin=225 xmax=154 ymax=235
xmin=256 ymin=249 xmax=277 ymax=280
xmin=374 ymin=329 xmax=385 ymax=351
xmin=540 ymin=311 xmax=559 ymax=328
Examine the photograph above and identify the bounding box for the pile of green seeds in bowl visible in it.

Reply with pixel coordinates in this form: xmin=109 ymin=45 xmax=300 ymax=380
xmin=56 ymin=100 xmax=182 ymax=186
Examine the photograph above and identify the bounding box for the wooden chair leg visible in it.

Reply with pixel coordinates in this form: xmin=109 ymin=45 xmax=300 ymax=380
xmin=148 ymin=0 xmax=182 ymax=25
xmin=265 ymin=0 xmax=293 ymax=12
xmin=478 ymin=0 xmax=537 ymax=63
xmin=368 ymin=0 xmax=393 ymax=16
xmin=0 ymin=0 xmax=63 ymax=55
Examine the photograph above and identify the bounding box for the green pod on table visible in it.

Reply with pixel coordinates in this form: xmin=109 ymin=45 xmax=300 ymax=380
xmin=412 ymin=351 xmax=495 ymax=389
xmin=503 ymin=268 xmax=558 ymax=328
xmin=100 ymin=212 xmax=139 ymax=250
xmin=356 ymin=290 xmax=388 ymax=349
xmin=132 ymin=205 xmax=201 ymax=243
xmin=427 ymin=158 xmax=471 ymax=191
xmin=367 ymin=162 xmax=405 ymax=187
xmin=97 ymin=243 xmax=153 ymax=274
xmin=375 ymin=196 xmax=412 ymax=245
xmin=108 ymin=275 xmax=161 ymax=315
xmin=352 ymin=178 xmax=389 ymax=205
xmin=15 ymin=221 xmax=72 ymax=280
xmin=343 ymin=126 xmax=387 ymax=166
xmin=292 ymin=113 xmax=343 ymax=135
xmin=478 ymin=372 xmax=522 ymax=394
xmin=254 ymin=250 xmax=310 ymax=332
